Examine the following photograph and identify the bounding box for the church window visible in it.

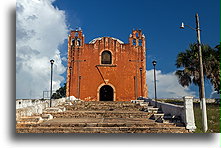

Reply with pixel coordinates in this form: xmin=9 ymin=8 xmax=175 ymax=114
xmin=75 ymin=32 xmax=79 ymax=37
xmin=139 ymin=39 xmax=142 ymax=46
xmin=133 ymin=39 xmax=136 ymax=46
xmin=101 ymin=51 xmax=112 ymax=64
xmin=71 ymin=38 xmax=81 ymax=46
xmin=71 ymin=39 xmax=75 ymax=46
xmin=77 ymin=38 xmax=81 ymax=46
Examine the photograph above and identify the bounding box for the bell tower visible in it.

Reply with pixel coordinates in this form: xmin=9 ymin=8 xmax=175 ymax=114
xmin=66 ymin=28 xmax=85 ymax=99
xmin=69 ymin=29 xmax=84 ymax=48
xmin=129 ymin=29 xmax=145 ymax=48
xmin=128 ymin=29 xmax=147 ymax=99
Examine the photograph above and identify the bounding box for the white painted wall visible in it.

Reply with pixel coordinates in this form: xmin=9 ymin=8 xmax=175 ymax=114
xmin=16 ymin=98 xmax=66 ymax=120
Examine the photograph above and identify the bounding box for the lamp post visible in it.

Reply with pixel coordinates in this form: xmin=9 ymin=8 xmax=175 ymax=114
xmin=49 ymin=59 xmax=54 ymax=107
xmin=152 ymin=60 xmax=157 ymax=107
xmin=139 ymin=67 xmax=143 ymax=97
xmin=180 ymin=13 xmax=208 ymax=132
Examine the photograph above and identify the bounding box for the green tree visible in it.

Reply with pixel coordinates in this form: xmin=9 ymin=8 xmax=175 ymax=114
xmin=215 ymin=44 xmax=221 ymax=93
xmin=52 ymin=83 xmax=66 ymax=99
xmin=175 ymin=43 xmax=220 ymax=95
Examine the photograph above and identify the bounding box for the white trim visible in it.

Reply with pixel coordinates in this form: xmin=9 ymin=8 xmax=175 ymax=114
xmin=89 ymin=37 xmax=124 ymax=44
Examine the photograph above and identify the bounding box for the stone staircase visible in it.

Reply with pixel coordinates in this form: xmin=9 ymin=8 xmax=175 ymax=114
xmin=16 ymin=101 xmax=189 ymax=133
xmin=138 ymin=101 xmax=183 ymax=124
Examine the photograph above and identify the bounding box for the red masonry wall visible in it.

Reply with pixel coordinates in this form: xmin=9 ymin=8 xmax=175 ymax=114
xmin=66 ymin=29 xmax=148 ymax=101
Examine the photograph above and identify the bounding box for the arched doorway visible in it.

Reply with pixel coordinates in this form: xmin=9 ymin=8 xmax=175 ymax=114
xmin=99 ymin=85 xmax=114 ymax=101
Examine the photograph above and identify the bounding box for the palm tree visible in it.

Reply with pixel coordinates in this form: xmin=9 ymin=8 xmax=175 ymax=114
xmin=175 ymin=43 xmax=220 ymax=95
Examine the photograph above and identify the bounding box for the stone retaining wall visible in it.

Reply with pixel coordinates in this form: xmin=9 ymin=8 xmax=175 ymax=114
xmin=16 ymin=98 xmax=66 ymax=120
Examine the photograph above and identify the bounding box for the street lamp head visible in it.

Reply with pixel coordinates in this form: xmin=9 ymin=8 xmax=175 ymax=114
xmin=180 ymin=22 xmax=185 ymax=29
xmin=50 ymin=59 xmax=54 ymax=64
xmin=139 ymin=67 xmax=143 ymax=71
xmin=152 ymin=60 xmax=157 ymax=66
xmin=69 ymin=66 xmax=72 ymax=70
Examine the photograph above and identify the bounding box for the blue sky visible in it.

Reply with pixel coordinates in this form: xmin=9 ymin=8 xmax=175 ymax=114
xmin=53 ymin=0 xmax=219 ymax=70
xmin=52 ymin=0 xmax=219 ymax=98
xmin=16 ymin=0 xmax=219 ymax=99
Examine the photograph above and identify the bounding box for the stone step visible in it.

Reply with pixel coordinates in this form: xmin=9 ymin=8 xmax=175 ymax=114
xmin=70 ymin=101 xmax=138 ymax=106
xmin=149 ymin=113 xmax=165 ymax=120
xmin=144 ymin=107 xmax=159 ymax=113
xmin=164 ymin=115 xmax=183 ymax=123
xmin=16 ymin=126 xmax=188 ymax=133
xmin=17 ymin=117 xmax=180 ymax=128
xmin=46 ymin=111 xmax=152 ymax=119
xmin=70 ymin=104 xmax=137 ymax=107
xmin=17 ymin=114 xmax=54 ymax=125
xmin=18 ymin=122 xmax=179 ymax=128
xmin=16 ymin=101 xmax=188 ymax=133
xmin=153 ymin=113 xmax=183 ymax=124
xmin=64 ymin=102 xmax=73 ymax=106
xmin=43 ymin=107 xmax=66 ymax=113
xmin=66 ymin=102 xmax=141 ymax=111
xmin=41 ymin=114 xmax=53 ymax=121
xmin=139 ymin=102 xmax=149 ymax=107
xmin=17 ymin=116 xmax=43 ymax=124
xmin=72 ymin=101 xmax=134 ymax=105
xmin=67 ymin=107 xmax=141 ymax=111
xmin=131 ymin=100 xmax=145 ymax=104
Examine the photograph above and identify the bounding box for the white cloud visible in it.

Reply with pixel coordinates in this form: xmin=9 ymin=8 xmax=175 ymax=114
xmin=146 ymin=70 xmax=196 ymax=98
xmin=209 ymin=86 xmax=220 ymax=99
xmin=209 ymin=91 xmax=219 ymax=99
xmin=16 ymin=0 xmax=68 ymax=99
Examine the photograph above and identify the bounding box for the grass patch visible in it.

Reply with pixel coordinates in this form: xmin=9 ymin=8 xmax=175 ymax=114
xmin=193 ymin=103 xmax=220 ymax=133
xmin=158 ymin=99 xmax=220 ymax=133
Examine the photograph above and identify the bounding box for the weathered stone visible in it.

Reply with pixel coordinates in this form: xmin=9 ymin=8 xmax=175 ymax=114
xmin=17 ymin=116 xmax=43 ymax=124
xmin=16 ymin=101 xmax=189 ymax=133
xmin=41 ymin=114 xmax=53 ymax=121
xmin=43 ymin=107 xmax=64 ymax=113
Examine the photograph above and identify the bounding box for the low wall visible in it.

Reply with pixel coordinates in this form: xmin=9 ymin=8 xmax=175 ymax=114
xmin=143 ymin=96 xmax=196 ymax=131
xmin=16 ymin=98 xmax=66 ymax=120
xmin=157 ymin=98 xmax=219 ymax=104
xmin=16 ymin=99 xmax=49 ymax=109
xmin=146 ymin=98 xmax=185 ymax=120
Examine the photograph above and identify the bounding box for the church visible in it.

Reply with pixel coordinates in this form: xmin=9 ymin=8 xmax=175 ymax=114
xmin=66 ymin=29 xmax=148 ymax=101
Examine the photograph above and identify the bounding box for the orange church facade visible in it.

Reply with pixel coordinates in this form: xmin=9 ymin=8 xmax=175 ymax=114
xmin=66 ymin=29 xmax=148 ymax=101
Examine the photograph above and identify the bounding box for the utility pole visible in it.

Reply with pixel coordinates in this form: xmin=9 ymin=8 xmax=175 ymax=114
xmin=180 ymin=13 xmax=208 ymax=132
xmin=195 ymin=13 xmax=208 ymax=132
